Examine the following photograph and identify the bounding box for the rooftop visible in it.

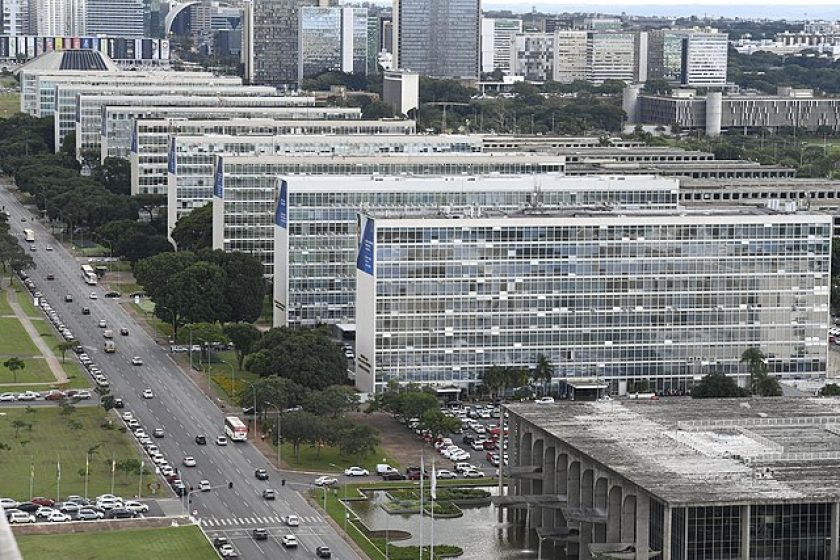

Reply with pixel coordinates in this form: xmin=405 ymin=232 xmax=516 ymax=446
xmin=508 ymin=398 xmax=840 ymax=506
xmin=16 ymin=49 xmax=119 ymax=73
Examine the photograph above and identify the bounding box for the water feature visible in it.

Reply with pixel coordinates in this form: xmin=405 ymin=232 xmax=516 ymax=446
xmin=346 ymin=486 xmax=565 ymax=559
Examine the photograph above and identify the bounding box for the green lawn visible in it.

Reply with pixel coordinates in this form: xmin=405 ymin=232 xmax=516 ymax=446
xmin=0 ymin=407 xmax=159 ymax=501
xmin=279 ymin=441 xmax=400 ymax=474
xmin=0 ymin=289 xmax=12 ymax=315
xmin=0 ymin=357 xmax=55 ymax=384
xmin=12 ymin=280 xmax=41 ymax=318
xmin=0 ymin=317 xmax=39 ymax=355
xmin=16 ymin=526 xmax=217 ymax=560
xmin=0 ymin=93 xmax=20 ymax=119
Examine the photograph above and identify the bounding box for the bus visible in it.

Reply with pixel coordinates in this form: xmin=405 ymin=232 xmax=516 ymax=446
xmin=22 ymin=228 xmax=34 ymax=242
xmin=224 ymin=416 xmax=248 ymax=442
xmin=80 ymin=264 xmax=98 ymax=285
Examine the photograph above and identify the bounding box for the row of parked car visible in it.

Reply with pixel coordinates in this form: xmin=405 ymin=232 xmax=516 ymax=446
xmin=119 ymin=410 xmax=188 ymax=497
xmin=2 ymin=493 xmax=148 ymax=524
xmin=0 ymin=388 xmax=92 ymax=402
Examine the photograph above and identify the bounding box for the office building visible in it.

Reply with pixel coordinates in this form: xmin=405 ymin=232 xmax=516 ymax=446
xmin=30 ymin=0 xmax=85 ymax=36
xmin=354 ymin=208 xmax=830 ymax=393
xmin=481 ymin=17 xmax=522 ymax=75
xmin=506 ymin=398 xmax=840 ymax=560
xmin=211 ymin=153 xmax=565 ymax=277
xmin=587 ymin=31 xmax=640 ymax=84
xmin=247 ymin=0 xmax=318 ymax=88
xmin=298 ymin=6 xmax=368 ymax=81
xmin=382 ymin=68 xmax=418 ymax=116
xmin=552 ymin=30 xmax=587 ymax=83
xmin=510 ymin=32 xmax=554 ymax=82
xmin=274 ymin=174 xmax=678 ymax=329
xmin=393 ymin=0 xmax=480 ymax=79
xmin=648 ymin=28 xmax=728 ymax=87
xmin=86 ymin=0 xmax=145 ymax=37
xmin=0 ymin=36 xmax=172 ymax=70
xmin=2 ymin=0 xmax=27 ymax=36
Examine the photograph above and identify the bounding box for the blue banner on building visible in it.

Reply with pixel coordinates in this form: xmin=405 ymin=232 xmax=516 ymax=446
xmin=167 ymin=137 xmax=176 ymax=174
xmin=356 ymin=215 xmax=374 ymax=275
xmin=276 ymin=179 xmax=288 ymax=229
xmin=213 ymin=157 xmax=224 ymax=198
xmin=130 ymin=121 xmax=138 ymax=154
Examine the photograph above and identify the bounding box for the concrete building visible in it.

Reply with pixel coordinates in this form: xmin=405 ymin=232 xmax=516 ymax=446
xmin=298 ymin=6 xmax=368 ymax=81
xmin=382 ymin=68 xmax=418 ymax=117
xmin=211 ymin=153 xmax=566 ymax=277
xmin=392 ymin=0 xmax=480 ymax=79
xmin=246 ymin=0 xmax=318 ymax=88
xmin=647 ymin=28 xmax=728 ymax=87
xmin=552 ymin=30 xmax=587 ymax=83
xmin=481 ymin=17 xmax=522 ymax=75
xmin=505 ymin=398 xmax=840 ymax=560
xmin=627 ymin=86 xmax=840 ymax=136
xmin=86 ymin=0 xmax=145 ymax=37
xmin=30 ymin=0 xmax=85 ymax=36
xmin=511 ymin=32 xmax=554 ymax=82
xmin=587 ymin=31 xmax=640 ymax=84
xmin=273 ymin=174 xmax=678 ymax=329
xmin=2 ymin=0 xmax=28 ymax=35
xmin=354 ymin=208 xmax=830 ymax=393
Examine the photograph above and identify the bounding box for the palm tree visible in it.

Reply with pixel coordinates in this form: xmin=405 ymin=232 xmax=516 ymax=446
xmin=482 ymin=366 xmax=506 ymax=399
xmin=534 ymin=354 xmax=555 ymax=396
xmin=740 ymin=347 xmax=769 ymax=393
xmin=3 ymin=357 xmax=24 ymax=384
xmin=56 ymin=341 xmax=76 ymax=363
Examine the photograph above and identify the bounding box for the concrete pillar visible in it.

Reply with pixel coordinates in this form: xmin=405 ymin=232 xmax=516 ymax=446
xmin=555 ymin=453 xmax=568 ymax=531
xmin=831 ymin=502 xmax=839 ymax=560
xmin=531 ymin=438 xmax=544 ymax=528
xmin=662 ymin=505 xmax=672 ymax=560
xmin=621 ymin=494 xmax=636 ymax=542
xmin=580 ymin=469 xmax=594 ymax=560
xmin=740 ymin=505 xmax=750 ymax=560
xmin=568 ymin=461 xmax=581 ymax=508
xmin=635 ymin=494 xmax=650 ymax=560
xmin=607 ymin=486 xmax=622 ymax=543
xmin=594 ymin=477 xmax=608 ymax=542
xmin=542 ymin=446 xmax=556 ymax=530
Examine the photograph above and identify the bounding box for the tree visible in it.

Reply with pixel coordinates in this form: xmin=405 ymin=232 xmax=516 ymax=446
xmin=335 ymin=423 xmax=378 ymax=457
xmin=3 ymin=357 xmax=25 ymax=383
xmin=421 ymin=409 xmax=461 ymax=436
xmin=101 ymin=394 xmax=115 ymax=412
xmin=821 ymin=383 xmax=840 ymax=396
xmin=740 ymin=347 xmax=781 ymax=396
xmin=280 ymin=411 xmax=321 ymax=460
xmin=56 ymin=341 xmax=76 ymax=363
xmin=176 ymin=322 xmax=229 ymax=364
xmin=481 ymin=366 xmax=507 ymax=399
xmin=304 ymin=385 xmax=359 ymax=418
xmin=94 ymin=157 xmax=131 ymax=196
xmin=169 ymin=262 xmax=230 ymax=326
xmin=239 ymin=376 xmax=307 ymax=414
xmin=691 ymin=373 xmax=750 ymax=399
xmin=245 ymin=327 xmax=347 ymax=390
xmin=11 ymin=419 xmax=26 ymax=438
xmin=362 ymin=101 xmax=395 ymax=119
xmin=171 ymin=202 xmax=213 ymax=252
xmin=197 ymin=250 xmax=265 ymax=323
xmin=135 ymin=251 xmax=197 ymax=331
xmin=533 ymin=354 xmax=554 ymax=395
xmin=223 ymin=323 xmax=262 ymax=371
xmin=133 ymin=193 xmax=167 ymax=223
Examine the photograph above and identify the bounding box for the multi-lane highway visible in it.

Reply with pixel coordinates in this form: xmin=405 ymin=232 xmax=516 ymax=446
xmin=0 ymin=181 xmax=361 ymax=559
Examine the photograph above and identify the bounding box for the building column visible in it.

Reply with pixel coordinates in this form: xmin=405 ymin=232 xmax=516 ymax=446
xmin=831 ymin=502 xmax=839 ymax=560
xmin=661 ymin=505 xmax=672 ymax=560
xmin=634 ymin=494 xmax=650 ymax=560
xmin=740 ymin=505 xmax=750 ymax=560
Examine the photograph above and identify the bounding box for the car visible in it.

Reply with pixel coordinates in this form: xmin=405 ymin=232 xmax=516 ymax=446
xmin=382 ymin=471 xmax=407 ymax=481
xmin=98 ymin=319 xmax=107 ymax=328
xmin=113 ymin=398 xmax=124 ymax=409
xmin=0 ymin=393 xmax=16 ymax=402
xmin=314 ymin=476 xmax=338 ymax=487
xmin=64 ymin=294 xmax=73 ymax=302
xmin=59 ymin=502 xmax=81 ymax=514
xmin=15 ymin=502 xmax=39 ymax=513
xmin=121 ymin=411 xmax=133 ymax=421
xmin=103 ymin=329 xmax=113 ymax=339
xmin=123 ymin=501 xmax=149 ymax=513
xmin=30 ymin=245 xmax=36 ymax=251
xmin=47 ymin=511 xmax=71 ymax=522
xmin=216 ymin=435 xmax=228 ymax=446
xmin=7 ymin=511 xmax=35 ymax=524
xmin=218 ymin=543 xmax=239 ymax=558
xmin=213 ymin=537 xmax=230 ymax=548
xmin=81 ymin=306 xmax=90 ymax=315
xmin=284 ymin=514 xmax=300 ymax=527
xmin=195 ymin=434 xmax=207 ymax=445
xmin=131 ymin=356 xmax=143 ymax=366
xmin=183 ymin=456 xmax=197 ymax=467
xmin=281 ymin=535 xmax=298 ymax=548
xmin=19 ymin=217 xmax=26 ymax=222
xmin=31 ymin=497 xmax=54 ymax=507
xmin=262 ymin=489 xmax=276 ymax=500
xmin=344 ymin=466 xmax=369 ymax=477
xmin=462 ymin=469 xmax=486 ymax=478
xmin=199 ymin=480 xmax=211 ymax=492
xmin=153 ymin=428 xmax=164 ymax=438
xmin=44 ymin=390 xmax=65 ymax=401
xmin=89 ymin=292 xmax=98 ymax=299
xmin=0 ymin=498 xmax=19 ymax=509
xmin=127 ymin=419 xmax=140 ymax=429
xmin=172 ymin=481 xmax=187 ymax=497
xmin=46 ymin=274 xmax=54 ymax=280
xmin=252 ymin=527 xmax=268 ymax=541
xmin=77 ymin=508 xmax=104 ymax=520
xmin=255 ymin=468 xmax=269 ymax=480
xmin=45 ymin=245 xmax=53 ymax=251
xmin=104 ymin=291 xmax=121 ymax=298
xmin=74 ymin=390 xmax=92 ymax=400
xmin=142 ymin=389 xmax=154 ymax=399
xmin=17 ymin=391 xmax=39 ymax=401
xmin=108 ymin=508 xmax=135 ymax=519
xmin=120 ymin=328 xmax=129 ymax=336
xmin=535 ymin=396 xmax=555 ymax=404
xmin=435 ymin=469 xmax=457 ymax=479
xmin=316 ymin=546 xmax=332 ymax=558
xmin=35 ymin=506 xmax=55 ymax=518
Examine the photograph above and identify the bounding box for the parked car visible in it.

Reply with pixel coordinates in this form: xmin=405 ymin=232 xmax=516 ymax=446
xmin=462 ymin=469 xmax=486 ymax=478
xmin=31 ymin=497 xmax=55 ymax=507
xmin=47 ymin=511 xmax=71 ymax=522
xmin=343 ymin=466 xmax=369 ymax=477
xmin=382 ymin=471 xmax=407 ymax=481
xmin=7 ymin=511 xmax=35 ymax=524
xmin=435 ymin=469 xmax=457 ymax=480
xmin=108 ymin=508 xmax=135 ymax=519
xmin=77 ymin=508 xmax=104 ymax=520
xmin=535 ymin=396 xmax=555 ymax=404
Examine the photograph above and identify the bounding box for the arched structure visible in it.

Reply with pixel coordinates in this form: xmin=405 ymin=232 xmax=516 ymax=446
xmin=164 ymin=1 xmax=201 ymax=36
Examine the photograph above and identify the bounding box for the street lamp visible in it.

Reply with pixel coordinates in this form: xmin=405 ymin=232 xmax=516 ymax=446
xmin=241 ymin=380 xmax=257 ymax=441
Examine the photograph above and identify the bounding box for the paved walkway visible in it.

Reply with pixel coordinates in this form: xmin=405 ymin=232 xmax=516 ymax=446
xmin=5 ymin=287 xmax=67 ymax=384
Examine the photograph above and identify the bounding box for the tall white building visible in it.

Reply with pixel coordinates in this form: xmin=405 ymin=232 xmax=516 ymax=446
xmin=587 ymin=31 xmax=638 ymax=84
xmin=480 ymin=17 xmax=522 ymax=74
xmin=86 ymin=0 xmax=145 ymax=38
xmin=2 ymin=0 xmax=28 ymax=35
xmin=298 ymin=6 xmax=368 ymax=81
xmin=553 ymin=30 xmax=587 ymax=83
xmin=648 ymin=28 xmax=728 ymax=87
xmin=510 ymin=32 xmax=554 ymax=82
xmin=31 ymin=0 xmax=85 ymax=35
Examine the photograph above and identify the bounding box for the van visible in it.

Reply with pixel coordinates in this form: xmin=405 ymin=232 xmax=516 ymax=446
xmin=8 ymin=511 xmax=35 ymax=523
xmin=376 ymin=464 xmax=397 ymax=475
xmin=103 ymin=329 xmax=113 ymax=339
xmin=104 ymin=340 xmax=115 ymax=353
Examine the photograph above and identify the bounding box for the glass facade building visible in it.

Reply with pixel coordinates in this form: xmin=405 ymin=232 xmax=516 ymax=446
xmin=354 ymin=211 xmax=831 ymax=393
xmin=298 ymin=7 xmax=368 ymax=81
xmin=274 ymin=175 xmax=678 ymax=328
xmin=251 ymin=0 xmax=316 ymax=87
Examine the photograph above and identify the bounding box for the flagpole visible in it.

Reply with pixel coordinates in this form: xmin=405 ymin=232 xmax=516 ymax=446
xmin=29 ymin=462 xmax=34 ymax=501
xmin=419 ymin=451 xmax=424 ymax=560
xmin=138 ymin=460 xmax=144 ymax=499
xmin=430 ymin=459 xmax=436 ymax=560
xmin=56 ymin=454 xmax=61 ymax=503
xmin=84 ymin=452 xmax=90 ymax=500
xmin=111 ymin=453 xmax=116 ymax=494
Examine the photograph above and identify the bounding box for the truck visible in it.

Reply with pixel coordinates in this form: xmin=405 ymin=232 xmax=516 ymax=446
xmin=22 ymin=228 xmax=35 ymax=242
xmin=104 ymin=340 xmax=115 ymax=353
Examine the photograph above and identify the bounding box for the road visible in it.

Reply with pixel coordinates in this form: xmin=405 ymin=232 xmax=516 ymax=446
xmin=0 ymin=183 xmax=361 ymax=560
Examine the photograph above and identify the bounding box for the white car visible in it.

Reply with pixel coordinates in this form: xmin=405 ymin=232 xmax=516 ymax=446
xmin=89 ymin=292 xmax=98 ymax=299
xmin=97 ymin=499 xmax=123 ymax=511
xmin=16 ymin=391 xmax=38 ymax=401
xmin=160 ymin=465 xmax=175 ymax=476
xmin=35 ymin=506 xmax=55 ymax=518
xmin=199 ymin=480 xmax=211 ymax=492
xmin=142 ymin=389 xmax=154 ymax=399
xmin=0 ymin=498 xmax=19 ymax=509
xmin=281 ymin=535 xmax=298 ymax=548
xmin=183 ymin=456 xmax=197 ymax=467
xmin=123 ymin=501 xmax=149 ymax=513
xmin=151 ymin=454 xmax=166 ymax=465
xmin=284 ymin=514 xmax=300 ymax=527
xmin=314 ymin=476 xmax=338 ymax=487
xmin=343 ymin=466 xmax=369 ymax=477
xmin=74 ymin=390 xmax=91 ymax=400
xmin=7 ymin=511 xmax=35 ymax=524
xmin=0 ymin=392 xmax=17 ymax=402
xmin=218 ymin=544 xmax=239 ymax=558
xmin=132 ymin=357 xmax=143 ymax=366
xmin=435 ymin=469 xmax=457 ymax=479
xmin=47 ymin=511 xmax=71 ymax=522
xmin=98 ymin=319 xmax=107 ymax=328
xmin=216 ymin=435 xmax=228 ymax=446
xmin=535 ymin=396 xmax=555 ymax=404
xmin=462 ymin=469 xmax=485 ymax=478
xmin=96 ymin=494 xmax=120 ymax=502
xmin=121 ymin=411 xmax=134 ymax=421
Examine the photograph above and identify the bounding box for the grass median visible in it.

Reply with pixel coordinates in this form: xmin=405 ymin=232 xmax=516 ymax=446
xmin=0 ymin=407 xmax=158 ymax=501
xmin=15 ymin=525 xmax=217 ymax=560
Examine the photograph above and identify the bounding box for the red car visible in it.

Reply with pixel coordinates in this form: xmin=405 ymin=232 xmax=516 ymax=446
xmin=31 ymin=497 xmax=55 ymax=507
xmin=45 ymin=390 xmax=65 ymax=401
xmin=483 ymin=440 xmax=497 ymax=451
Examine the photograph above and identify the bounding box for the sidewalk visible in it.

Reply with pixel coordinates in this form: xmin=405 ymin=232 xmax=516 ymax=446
xmin=5 ymin=286 xmax=67 ymax=384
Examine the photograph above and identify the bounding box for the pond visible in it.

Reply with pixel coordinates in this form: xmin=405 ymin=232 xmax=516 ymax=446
xmin=346 ymin=486 xmax=565 ymax=559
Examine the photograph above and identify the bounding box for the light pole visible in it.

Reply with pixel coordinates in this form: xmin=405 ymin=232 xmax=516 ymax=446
xmin=241 ymin=380 xmax=257 ymax=441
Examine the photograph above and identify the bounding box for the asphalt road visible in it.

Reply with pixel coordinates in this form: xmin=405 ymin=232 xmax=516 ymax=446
xmin=0 ymin=183 xmax=360 ymax=560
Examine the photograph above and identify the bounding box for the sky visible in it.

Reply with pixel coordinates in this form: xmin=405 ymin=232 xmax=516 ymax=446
xmin=482 ymin=1 xmax=840 ymax=19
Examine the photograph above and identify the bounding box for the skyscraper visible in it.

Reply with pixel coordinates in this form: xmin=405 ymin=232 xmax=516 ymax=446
xmin=86 ymin=0 xmax=145 ymax=37
xmin=393 ymin=0 xmax=480 ymax=79
xmin=298 ymin=6 xmax=368 ymax=82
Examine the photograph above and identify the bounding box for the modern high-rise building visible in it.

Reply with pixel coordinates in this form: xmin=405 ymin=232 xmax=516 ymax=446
xmin=298 ymin=6 xmax=368 ymax=82
xmin=393 ymin=0 xmax=480 ymax=79
xmin=510 ymin=32 xmax=554 ymax=81
xmin=354 ymin=208 xmax=831 ymax=393
xmin=586 ymin=31 xmax=639 ymax=84
xmin=552 ymin=30 xmax=588 ymax=83
xmin=648 ymin=28 xmax=728 ymax=87
xmin=2 ymin=0 xmax=28 ymax=35
xmin=30 ymin=0 xmax=85 ymax=35
xmin=86 ymin=0 xmax=145 ymax=37
xmin=480 ymin=17 xmax=522 ymax=75
xmin=246 ymin=0 xmax=321 ymax=88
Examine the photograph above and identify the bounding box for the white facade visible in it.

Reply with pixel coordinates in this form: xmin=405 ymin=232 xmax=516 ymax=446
xmin=85 ymin=0 xmax=144 ymax=37
xmin=2 ymin=0 xmax=27 ymax=35
xmin=587 ymin=31 xmax=637 ymax=84
xmin=510 ymin=32 xmax=554 ymax=82
xmin=382 ymin=69 xmax=419 ymax=116
xmin=31 ymin=0 xmax=85 ymax=35
xmin=480 ymin=17 xmax=522 ymax=74
xmin=355 ymin=210 xmax=831 ymax=393
xmin=553 ymin=30 xmax=587 ymax=83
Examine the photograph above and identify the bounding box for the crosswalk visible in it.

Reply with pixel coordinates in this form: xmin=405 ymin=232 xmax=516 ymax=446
xmin=200 ymin=515 xmax=323 ymax=527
